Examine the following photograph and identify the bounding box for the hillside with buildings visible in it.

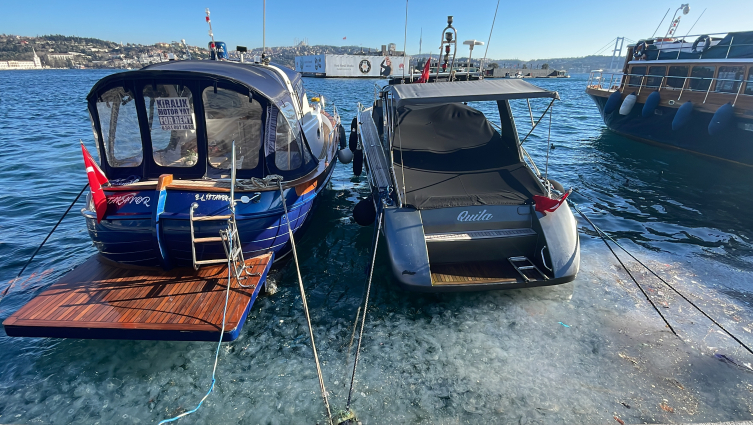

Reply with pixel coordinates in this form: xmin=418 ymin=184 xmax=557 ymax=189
xmin=0 ymin=34 xmax=621 ymax=73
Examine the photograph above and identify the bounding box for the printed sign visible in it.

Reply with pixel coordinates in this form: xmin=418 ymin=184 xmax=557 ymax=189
xmin=155 ymin=97 xmax=195 ymax=131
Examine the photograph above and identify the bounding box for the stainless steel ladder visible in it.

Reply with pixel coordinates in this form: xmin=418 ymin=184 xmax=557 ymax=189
xmin=508 ymin=256 xmax=549 ymax=282
xmin=188 ymin=140 xmax=259 ymax=283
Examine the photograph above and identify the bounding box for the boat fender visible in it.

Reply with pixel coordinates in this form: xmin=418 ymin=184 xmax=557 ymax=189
xmin=708 ymin=102 xmax=734 ymax=136
xmin=353 ymin=149 xmax=364 ymax=176
xmin=338 ymin=147 xmax=353 ymax=164
xmin=671 ymin=101 xmax=694 ymax=130
xmin=349 ymin=117 xmax=358 ymax=151
xmin=338 ymin=124 xmax=347 ymax=149
xmin=642 ymin=91 xmax=661 ymax=117
xmin=692 ymin=35 xmax=712 ymax=54
xmin=547 ymin=179 xmax=565 ymax=194
xmin=619 ymin=92 xmax=637 ymax=115
xmin=604 ymin=90 xmax=622 ymax=114
xmin=353 ymin=196 xmax=376 ymax=226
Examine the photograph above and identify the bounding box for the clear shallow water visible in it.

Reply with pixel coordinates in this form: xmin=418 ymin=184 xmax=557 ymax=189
xmin=0 ymin=70 xmax=752 ymax=424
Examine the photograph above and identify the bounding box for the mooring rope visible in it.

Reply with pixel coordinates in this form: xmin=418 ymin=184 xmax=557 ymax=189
xmin=158 ymin=224 xmax=235 ymax=424
xmin=571 ymin=200 xmax=753 ymax=355
xmin=571 ymin=202 xmax=678 ymax=337
xmin=519 ymin=98 xmax=556 ymax=146
xmin=277 ymin=179 xmax=333 ymax=424
xmin=1 ymin=184 xmax=88 ymax=301
xmin=345 ymin=209 xmax=383 ymax=412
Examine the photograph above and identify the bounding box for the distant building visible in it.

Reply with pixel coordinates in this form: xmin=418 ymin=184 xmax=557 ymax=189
xmin=0 ymin=48 xmax=42 ymax=70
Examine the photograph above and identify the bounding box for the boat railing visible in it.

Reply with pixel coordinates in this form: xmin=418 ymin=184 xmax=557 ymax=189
xmin=588 ymin=70 xmax=753 ymax=106
xmin=636 ymin=32 xmax=753 ymax=61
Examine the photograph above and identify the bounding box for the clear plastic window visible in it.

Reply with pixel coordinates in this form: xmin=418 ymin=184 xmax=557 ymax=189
xmin=746 ymin=67 xmax=753 ymax=96
xmin=275 ymin=113 xmax=302 ymax=170
xmin=97 ymin=87 xmax=142 ymax=167
xmin=689 ymin=66 xmax=715 ymax=91
xmin=143 ymin=84 xmax=198 ymax=167
xmin=645 ymin=66 xmax=666 ymax=88
xmin=666 ymin=66 xmax=689 ymax=88
xmin=627 ymin=66 xmax=646 ymax=87
xmin=715 ymin=66 xmax=745 ymax=93
xmin=203 ymin=87 xmax=262 ymax=169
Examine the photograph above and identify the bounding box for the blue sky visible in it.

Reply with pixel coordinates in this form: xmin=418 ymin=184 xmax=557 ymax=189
xmin=2 ymin=0 xmax=751 ymax=59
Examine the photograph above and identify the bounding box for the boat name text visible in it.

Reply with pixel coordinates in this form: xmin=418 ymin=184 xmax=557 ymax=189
xmin=108 ymin=193 xmax=151 ymax=208
xmin=457 ymin=210 xmax=493 ymax=222
xmin=194 ymin=193 xmax=231 ymax=202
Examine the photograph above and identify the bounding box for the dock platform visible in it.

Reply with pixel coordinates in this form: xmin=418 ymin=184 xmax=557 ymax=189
xmin=3 ymin=253 xmax=273 ymax=341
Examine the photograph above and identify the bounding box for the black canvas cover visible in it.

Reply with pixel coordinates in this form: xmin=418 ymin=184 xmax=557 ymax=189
xmin=391 ymin=79 xmax=559 ymax=107
xmin=702 ymin=31 xmax=753 ymax=59
xmin=393 ymin=103 xmax=545 ymax=209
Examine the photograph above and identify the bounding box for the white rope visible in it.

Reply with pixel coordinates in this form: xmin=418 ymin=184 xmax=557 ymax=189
xmin=346 ymin=209 xmax=383 ymax=411
xmin=277 ymin=180 xmax=333 ymax=424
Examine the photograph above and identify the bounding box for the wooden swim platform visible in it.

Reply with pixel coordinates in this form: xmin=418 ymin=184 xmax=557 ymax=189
xmin=3 ymin=253 xmax=274 ymax=341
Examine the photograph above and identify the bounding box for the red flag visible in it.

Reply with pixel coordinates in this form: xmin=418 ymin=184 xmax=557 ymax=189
xmin=417 ymin=55 xmax=431 ymax=83
xmin=81 ymin=142 xmax=108 ymax=223
xmin=533 ymin=190 xmax=571 ymax=214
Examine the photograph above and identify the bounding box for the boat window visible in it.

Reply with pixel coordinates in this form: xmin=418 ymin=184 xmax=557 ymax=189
xmin=203 ymin=87 xmax=262 ymax=169
xmin=688 ymin=66 xmax=715 ymax=91
xmin=88 ymin=111 xmax=102 ymax=162
xmin=627 ymin=66 xmax=646 ymax=87
xmin=97 ymin=87 xmax=143 ymax=167
xmin=746 ymin=67 xmax=753 ymax=95
xmin=143 ymin=84 xmax=198 ymax=167
xmin=275 ymin=111 xmax=303 ymax=170
xmin=645 ymin=66 xmax=666 ymax=88
xmin=666 ymin=66 xmax=689 ymax=88
xmin=715 ymin=66 xmax=746 ymax=93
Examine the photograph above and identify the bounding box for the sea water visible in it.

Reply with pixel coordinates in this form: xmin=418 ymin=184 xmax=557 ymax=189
xmin=0 ymin=70 xmax=752 ymax=424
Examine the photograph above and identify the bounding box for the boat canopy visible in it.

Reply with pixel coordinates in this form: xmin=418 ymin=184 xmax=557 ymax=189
xmin=392 ymin=102 xmax=546 ymax=210
xmin=389 ymin=79 xmax=559 ymax=107
xmin=86 ymin=60 xmax=317 ymax=182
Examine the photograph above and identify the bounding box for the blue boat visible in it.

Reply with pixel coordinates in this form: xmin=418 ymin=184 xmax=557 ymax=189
xmin=586 ymin=28 xmax=753 ymax=167
xmin=82 ymin=59 xmax=340 ymax=269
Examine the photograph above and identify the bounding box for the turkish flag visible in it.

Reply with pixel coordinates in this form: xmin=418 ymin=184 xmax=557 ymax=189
xmin=417 ymin=56 xmax=431 ymax=83
xmin=81 ymin=142 xmax=109 ymax=222
xmin=533 ymin=190 xmax=571 ymax=214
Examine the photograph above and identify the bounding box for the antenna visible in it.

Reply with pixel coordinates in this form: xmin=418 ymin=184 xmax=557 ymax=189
xmin=205 ymin=8 xmax=216 ymax=60
xmin=684 ymin=7 xmax=706 ymax=36
xmin=262 ymin=0 xmax=266 ymax=61
xmin=402 ymin=0 xmax=409 ymax=80
xmin=664 ymin=4 xmax=690 ymax=39
xmin=651 ymin=8 xmax=670 ymax=38
xmin=481 ymin=0 xmax=501 ymax=78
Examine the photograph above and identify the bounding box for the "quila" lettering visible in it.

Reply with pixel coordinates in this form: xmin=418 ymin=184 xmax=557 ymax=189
xmin=457 ymin=209 xmax=493 ymax=222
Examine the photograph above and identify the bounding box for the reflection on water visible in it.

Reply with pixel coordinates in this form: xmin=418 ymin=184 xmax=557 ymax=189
xmin=0 ymin=71 xmax=751 ymax=424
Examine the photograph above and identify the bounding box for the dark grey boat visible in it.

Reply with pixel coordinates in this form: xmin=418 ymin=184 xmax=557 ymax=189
xmin=352 ymin=79 xmax=580 ymax=291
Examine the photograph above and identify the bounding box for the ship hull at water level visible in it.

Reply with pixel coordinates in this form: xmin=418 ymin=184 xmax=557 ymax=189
xmin=587 ymin=93 xmax=753 ymax=168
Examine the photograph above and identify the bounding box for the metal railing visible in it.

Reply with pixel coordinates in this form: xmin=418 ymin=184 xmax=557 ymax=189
xmin=634 ymin=32 xmax=753 ymax=61
xmin=588 ymin=70 xmax=753 ymax=106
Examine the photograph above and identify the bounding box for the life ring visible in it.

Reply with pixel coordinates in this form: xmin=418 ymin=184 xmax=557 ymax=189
xmin=633 ymin=41 xmax=648 ymax=59
xmin=691 ymin=35 xmax=711 ymax=54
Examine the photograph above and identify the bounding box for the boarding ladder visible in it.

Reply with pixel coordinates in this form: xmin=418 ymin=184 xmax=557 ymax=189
xmin=188 ymin=141 xmax=260 ymax=282
xmin=508 ymin=256 xmax=549 ymax=282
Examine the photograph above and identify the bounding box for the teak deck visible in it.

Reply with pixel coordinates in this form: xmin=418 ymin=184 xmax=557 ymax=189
xmin=431 ymin=261 xmax=522 ymax=285
xmin=3 ymin=253 xmax=274 ymax=341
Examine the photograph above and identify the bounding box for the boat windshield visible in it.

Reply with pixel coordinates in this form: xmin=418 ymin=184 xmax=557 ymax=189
xmin=96 ymin=87 xmax=143 ymax=168
xmin=143 ymin=84 xmax=198 ymax=167
xmin=203 ymin=87 xmax=262 ymax=169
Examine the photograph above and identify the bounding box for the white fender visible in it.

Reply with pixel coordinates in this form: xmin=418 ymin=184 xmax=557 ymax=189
xmin=619 ymin=93 xmax=637 ymax=115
